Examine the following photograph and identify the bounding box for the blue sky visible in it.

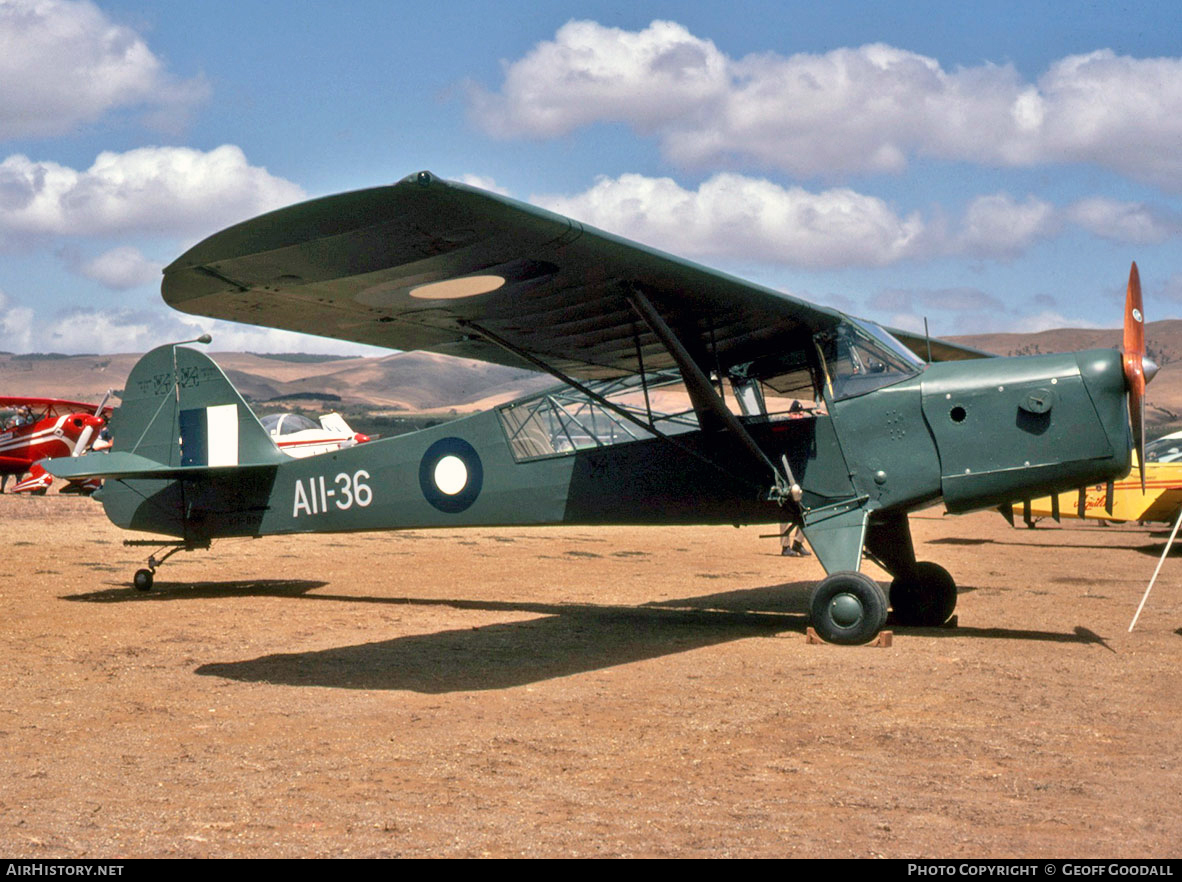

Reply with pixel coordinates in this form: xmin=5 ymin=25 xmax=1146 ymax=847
xmin=1 ymin=0 xmax=1181 ymax=354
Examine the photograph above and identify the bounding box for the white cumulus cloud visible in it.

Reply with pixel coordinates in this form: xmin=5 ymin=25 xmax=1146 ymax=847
xmin=534 ymin=173 xmax=1065 ymax=268
xmin=15 ymin=305 xmax=385 ymax=356
xmin=75 ymin=245 xmax=160 ymax=290
xmin=470 ymin=21 xmax=1182 ymax=189
xmin=458 ymin=174 xmax=510 ymax=196
xmin=0 ymin=145 xmax=305 ymax=241
xmin=468 ymin=20 xmax=728 ymax=139
xmin=0 ymin=0 xmax=207 ymax=139
xmin=535 ymin=172 xmax=929 ymax=268
xmin=1066 ymin=198 xmax=1182 ymax=245
xmin=955 ymin=193 xmax=1059 ymax=259
xmin=0 ymin=288 xmax=33 ymax=352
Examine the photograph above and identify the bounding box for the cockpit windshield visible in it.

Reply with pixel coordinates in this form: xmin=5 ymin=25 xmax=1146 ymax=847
xmin=260 ymin=413 xmax=319 ymax=435
xmin=817 ymin=320 xmax=924 ymax=400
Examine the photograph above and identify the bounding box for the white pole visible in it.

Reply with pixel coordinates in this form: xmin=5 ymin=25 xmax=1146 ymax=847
xmin=1130 ymin=506 xmax=1182 ymax=631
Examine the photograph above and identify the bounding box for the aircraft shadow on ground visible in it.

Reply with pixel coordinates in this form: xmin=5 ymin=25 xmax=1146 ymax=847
xmin=935 ymin=536 xmax=1171 ymax=555
xmin=179 ymin=580 xmax=1109 ymax=693
xmin=62 ymin=579 xmax=329 ymax=602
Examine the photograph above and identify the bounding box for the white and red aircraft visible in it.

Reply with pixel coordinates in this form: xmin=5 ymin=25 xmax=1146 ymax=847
xmin=261 ymin=412 xmax=371 ymax=458
xmin=0 ymin=395 xmax=113 ymax=494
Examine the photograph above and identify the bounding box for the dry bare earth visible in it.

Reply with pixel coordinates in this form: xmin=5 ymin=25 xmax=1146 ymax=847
xmin=0 ymin=494 xmax=1179 ymax=858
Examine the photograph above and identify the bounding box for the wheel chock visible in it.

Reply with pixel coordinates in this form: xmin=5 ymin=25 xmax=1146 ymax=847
xmin=806 ymin=626 xmax=893 ymax=647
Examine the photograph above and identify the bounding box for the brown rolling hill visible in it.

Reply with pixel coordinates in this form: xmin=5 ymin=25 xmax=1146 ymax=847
xmin=4 ymin=318 xmax=1182 ymax=434
xmin=0 ymin=350 xmax=551 ymax=415
xmin=950 ymin=319 xmax=1182 ymax=431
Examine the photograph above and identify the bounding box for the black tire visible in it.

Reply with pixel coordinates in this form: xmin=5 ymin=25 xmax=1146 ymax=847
xmin=809 ymin=571 xmax=888 ymax=645
xmin=133 ymin=569 xmax=154 ymax=592
xmin=889 ymin=561 xmax=956 ymax=627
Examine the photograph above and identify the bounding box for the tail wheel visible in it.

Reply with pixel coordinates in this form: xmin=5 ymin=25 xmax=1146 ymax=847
xmin=133 ymin=569 xmax=154 ymax=592
xmin=889 ymin=561 xmax=957 ymax=626
xmin=809 ymin=571 xmax=888 ymax=645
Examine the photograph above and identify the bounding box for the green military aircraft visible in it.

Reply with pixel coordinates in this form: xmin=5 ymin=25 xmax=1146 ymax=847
xmin=45 ymin=172 xmax=1154 ymax=645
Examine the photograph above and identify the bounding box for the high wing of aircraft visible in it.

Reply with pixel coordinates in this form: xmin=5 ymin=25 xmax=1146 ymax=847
xmin=45 ymin=172 xmax=1152 ymax=645
xmin=0 ymin=395 xmax=112 ymax=492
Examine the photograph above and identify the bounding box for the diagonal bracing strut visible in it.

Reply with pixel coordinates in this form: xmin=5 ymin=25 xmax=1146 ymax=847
xmin=622 ymin=284 xmax=801 ymax=511
xmin=461 ymin=319 xmax=767 ymax=496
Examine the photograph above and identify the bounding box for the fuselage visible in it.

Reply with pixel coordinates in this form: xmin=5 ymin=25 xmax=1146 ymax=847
xmin=90 ymin=342 xmax=1132 ymax=545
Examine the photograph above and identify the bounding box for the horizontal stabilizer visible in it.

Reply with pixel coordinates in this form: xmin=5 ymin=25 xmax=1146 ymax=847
xmin=43 ymin=451 xmax=277 ymax=482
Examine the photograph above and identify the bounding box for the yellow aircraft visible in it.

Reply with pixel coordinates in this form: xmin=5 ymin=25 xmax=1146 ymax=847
xmin=1005 ymin=444 xmax=1182 ymax=527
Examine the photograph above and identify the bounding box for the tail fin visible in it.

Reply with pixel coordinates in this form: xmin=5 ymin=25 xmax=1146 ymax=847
xmin=112 ymin=343 xmax=285 ymax=468
xmin=47 ymin=343 xmax=284 ymax=481
xmin=43 ymin=343 xmax=288 ymax=540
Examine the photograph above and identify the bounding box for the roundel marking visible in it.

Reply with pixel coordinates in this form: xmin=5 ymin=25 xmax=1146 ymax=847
xmin=433 ymin=455 xmax=469 ymax=495
xmin=419 ymin=437 xmax=483 ymax=513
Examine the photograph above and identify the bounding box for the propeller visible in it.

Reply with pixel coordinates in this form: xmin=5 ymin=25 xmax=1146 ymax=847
xmin=71 ymin=413 xmax=106 ymax=457
xmin=72 ymin=424 xmax=94 ymax=457
xmin=70 ymin=390 xmax=113 ymax=458
xmin=1123 ymin=262 xmax=1159 ymax=492
xmin=93 ymin=389 xmax=112 ymax=417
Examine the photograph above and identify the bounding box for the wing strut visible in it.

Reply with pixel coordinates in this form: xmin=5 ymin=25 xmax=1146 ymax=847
xmin=622 ymin=285 xmax=800 ymax=509
xmin=461 ymin=320 xmax=765 ymax=496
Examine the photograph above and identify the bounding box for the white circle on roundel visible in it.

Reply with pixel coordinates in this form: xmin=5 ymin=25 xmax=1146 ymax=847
xmin=433 ymin=455 xmax=469 ymax=495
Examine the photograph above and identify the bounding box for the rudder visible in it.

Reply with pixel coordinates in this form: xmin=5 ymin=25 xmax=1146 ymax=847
xmin=111 ymin=343 xmax=285 ymax=467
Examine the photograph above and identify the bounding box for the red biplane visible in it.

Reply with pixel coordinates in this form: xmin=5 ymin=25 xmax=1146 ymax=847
xmin=0 ymin=395 xmax=113 ymax=494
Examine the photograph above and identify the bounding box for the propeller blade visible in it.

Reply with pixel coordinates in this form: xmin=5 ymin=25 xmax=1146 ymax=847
xmin=999 ymin=502 xmax=1015 ymax=527
xmin=1023 ymin=499 xmax=1034 ymax=529
xmin=93 ymin=389 xmax=112 ymax=417
xmin=1051 ymin=492 xmax=1060 ymax=523
xmin=1123 ymin=262 xmax=1147 ymax=492
xmin=1105 ymin=480 xmax=1115 ymax=515
xmin=72 ymin=425 xmax=94 ymax=457
xmin=1077 ymin=487 xmax=1087 ymax=519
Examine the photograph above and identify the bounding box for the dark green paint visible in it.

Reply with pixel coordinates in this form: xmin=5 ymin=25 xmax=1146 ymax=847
xmin=43 ymin=174 xmax=1141 ymax=645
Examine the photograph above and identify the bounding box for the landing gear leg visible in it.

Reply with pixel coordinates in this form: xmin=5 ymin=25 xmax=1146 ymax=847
xmin=124 ymin=539 xmax=208 ymax=592
xmin=798 ymin=506 xmax=889 ymax=644
xmin=865 ymin=513 xmax=958 ymax=627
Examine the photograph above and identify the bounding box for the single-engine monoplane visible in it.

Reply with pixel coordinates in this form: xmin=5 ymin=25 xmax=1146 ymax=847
xmin=45 ymin=173 xmax=1154 ymax=644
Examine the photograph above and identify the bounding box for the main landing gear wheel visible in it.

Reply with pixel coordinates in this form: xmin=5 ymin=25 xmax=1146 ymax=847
xmin=133 ymin=568 xmax=154 ymax=592
xmin=809 ymin=571 xmax=888 ymax=645
xmin=889 ymin=561 xmax=957 ymax=627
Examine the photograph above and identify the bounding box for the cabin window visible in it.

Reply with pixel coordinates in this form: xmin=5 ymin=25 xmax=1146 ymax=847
xmin=497 ymin=370 xmax=698 ymax=461
xmin=817 ymin=320 xmax=924 ymax=400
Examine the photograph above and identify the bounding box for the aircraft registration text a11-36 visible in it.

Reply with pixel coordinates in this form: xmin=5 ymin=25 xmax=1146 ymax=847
xmin=44 ymin=172 xmax=1155 ymax=645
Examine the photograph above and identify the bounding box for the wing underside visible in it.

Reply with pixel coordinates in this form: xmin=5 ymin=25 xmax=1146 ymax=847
xmin=163 ymin=172 xmax=985 ymax=387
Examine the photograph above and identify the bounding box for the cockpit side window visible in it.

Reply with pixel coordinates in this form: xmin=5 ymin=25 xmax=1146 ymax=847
xmin=816 ymin=320 xmax=924 ymax=400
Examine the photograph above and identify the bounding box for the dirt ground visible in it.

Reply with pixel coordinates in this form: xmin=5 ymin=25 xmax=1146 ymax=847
xmin=0 ymin=492 xmax=1179 ymax=859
